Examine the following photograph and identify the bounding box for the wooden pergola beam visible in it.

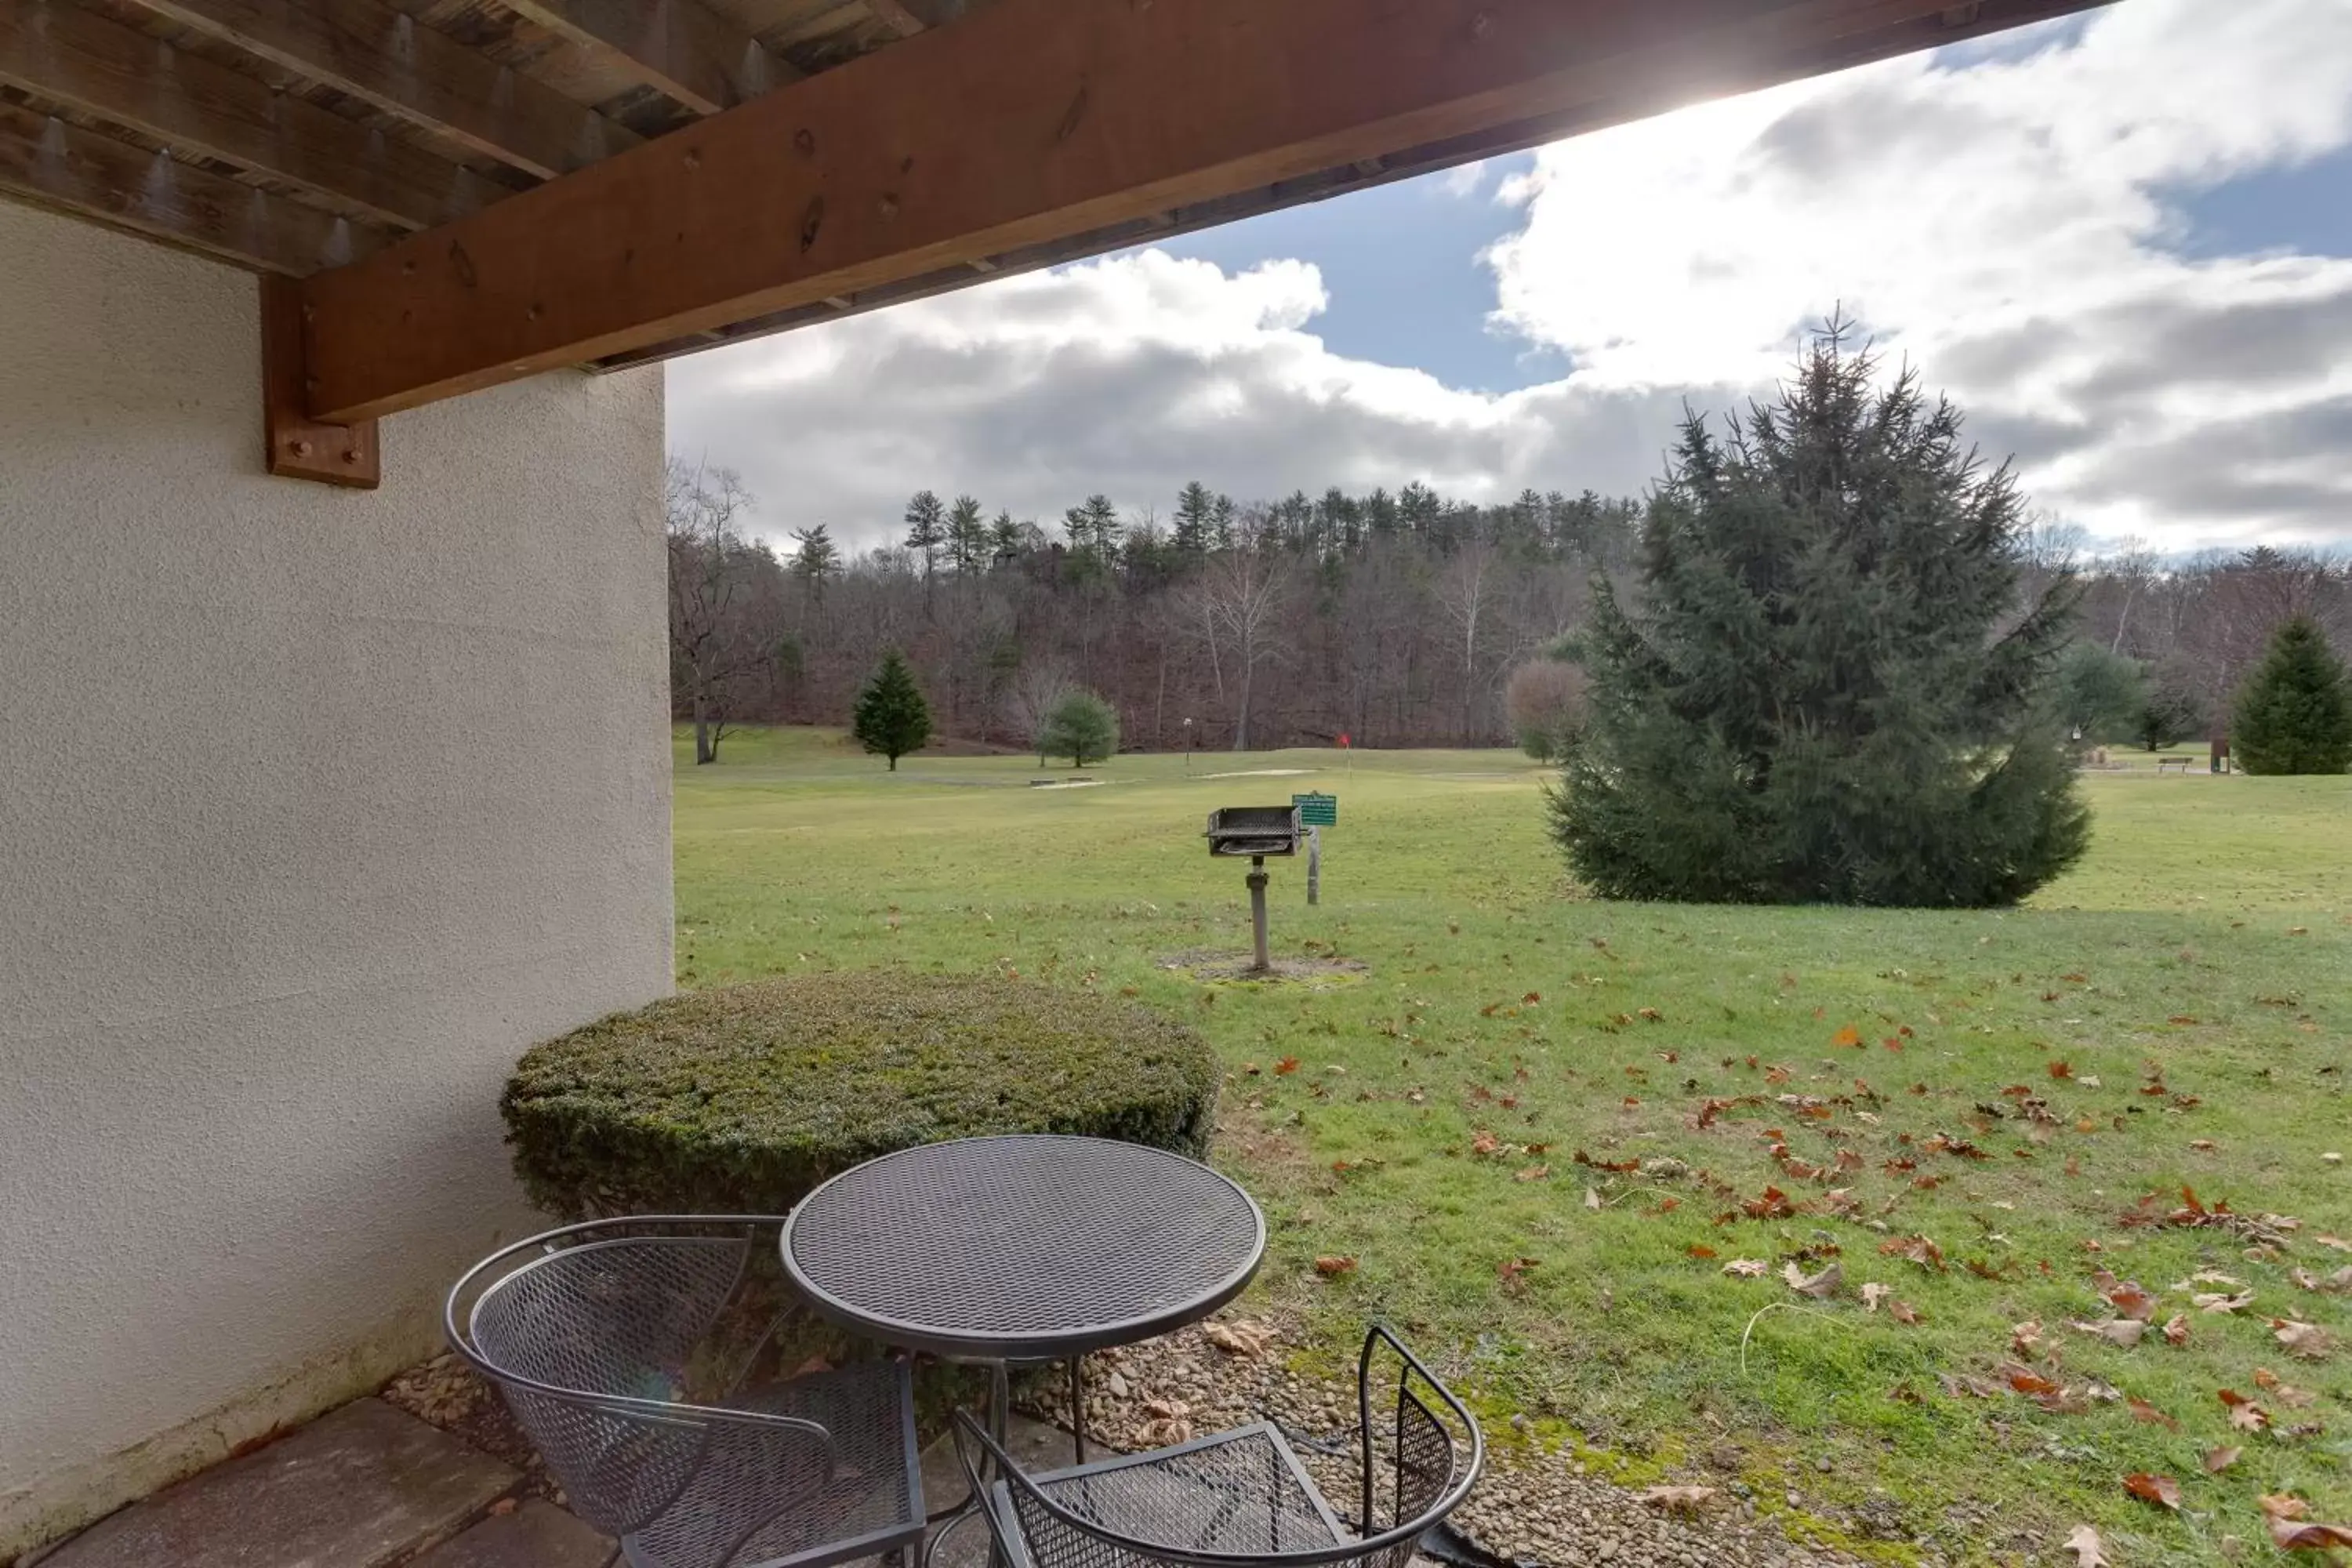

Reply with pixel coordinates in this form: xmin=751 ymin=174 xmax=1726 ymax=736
xmin=862 ymin=0 xmax=928 ymax=40
xmin=497 ymin=0 xmax=802 ymax=116
xmin=296 ymin=0 xmax=2108 ymax=424
xmin=0 ymin=1 xmax=500 ymax=231
xmin=124 ymin=0 xmax=641 ymax=180
xmin=0 ymin=100 xmax=390 ymax=274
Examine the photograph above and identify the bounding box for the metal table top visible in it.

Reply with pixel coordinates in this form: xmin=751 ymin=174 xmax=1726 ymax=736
xmin=782 ymin=1134 xmax=1265 ymax=1363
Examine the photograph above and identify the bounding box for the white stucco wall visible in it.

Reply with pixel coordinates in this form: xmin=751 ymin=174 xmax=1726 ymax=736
xmin=0 ymin=201 xmax=672 ymax=1559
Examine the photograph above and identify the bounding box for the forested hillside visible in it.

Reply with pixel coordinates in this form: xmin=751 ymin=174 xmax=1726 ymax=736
xmin=666 ymin=457 xmax=2350 ymax=760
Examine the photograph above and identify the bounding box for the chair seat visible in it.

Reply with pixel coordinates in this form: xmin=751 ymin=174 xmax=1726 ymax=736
xmin=625 ymin=1362 xmax=922 ymax=1568
xmin=1004 ymin=1421 xmax=1347 ymax=1556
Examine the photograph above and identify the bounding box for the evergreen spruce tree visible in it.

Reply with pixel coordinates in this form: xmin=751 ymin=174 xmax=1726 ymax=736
xmin=2231 ymin=615 xmax=2352 ymax=774
xmin=1037 ymin=688 xmax=1120 ymax=768
xmin=851 ymin=649 xmax=932 ymax=771
xmin=1548 ymin=326 xmax=2088 ymax=906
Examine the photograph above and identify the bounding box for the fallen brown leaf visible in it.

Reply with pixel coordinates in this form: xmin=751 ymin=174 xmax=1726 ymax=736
xmin=1783 ymin=1260 xmax=1842 ymax=1299
xmin=2271 ymin=1319 xmax=2335 ymax=1359
xmin=1860 ymin=1281 xmax=1893 ymax=1312
xmin=1638 ymin=1485 xmax=1718 ymax=1513
xmin=2161 ymin=1312 xmax=2190 ymax=1346
xmin=2194 ymin=1290 xmax=2255 ymax=1314
xmin=2074 ymin=1318 xmax=2150 ymax=1348
xmin=2123 ymin=1472 xmax=2180 ymax=1510
xmin=2203 ymin=1445 xmax=2241 ymax=1472
xmin=1889 ymin=1298 xmax=1922 ymax=1324
xmin=2262 ymin=1495 xmax=2352 ymax=1553
xmin=2128 ymin=1396 xmax=2179 ymax=1431
xmin=1312 ymin=1255 xmax=1357 ymax=1278
xmin=1202 ymin=1320 xmax=1276 ymax=1358
xmin=1722 ymin=1258 xmax=1769 ymax=1278
xmin=2064 ymin=1524 xmax=2106 ymax=1567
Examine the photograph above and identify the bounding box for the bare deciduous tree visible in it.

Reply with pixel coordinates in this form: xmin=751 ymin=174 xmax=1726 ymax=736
xmin=666 ymin=459 xmax=777 ymax=765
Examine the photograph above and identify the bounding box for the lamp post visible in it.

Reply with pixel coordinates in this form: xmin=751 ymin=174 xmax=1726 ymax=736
xmin=1182 ymin=717 xmax=1193 ymax=770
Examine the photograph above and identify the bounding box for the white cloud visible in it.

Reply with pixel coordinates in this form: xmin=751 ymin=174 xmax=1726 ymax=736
xmin=667 ymin=252 xmax=1720 ymax=551
xmin=669 ymin=0 xmax=2352 ymax=556
xmin=1487 ymin=0 xmax=2352 ymax=547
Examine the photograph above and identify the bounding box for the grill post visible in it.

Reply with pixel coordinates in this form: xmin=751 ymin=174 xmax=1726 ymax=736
xmin=1247 ymin=858 xmax=1271 ymax=972
xmin=1306 ymin=826 xmax=1320 ymax=906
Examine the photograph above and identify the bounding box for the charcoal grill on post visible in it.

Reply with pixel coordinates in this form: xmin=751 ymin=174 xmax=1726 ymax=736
xmin=1206 ymin=805 xmax=1300 ymax=971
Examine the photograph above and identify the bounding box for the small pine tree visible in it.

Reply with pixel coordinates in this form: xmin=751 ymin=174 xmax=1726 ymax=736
xmin=1548 ymin=325 xmax=2088 ymax=906
xmin=1173 ymin=481 xmax=1215 ymax=554
xmin=902 ymin=491 xmax=946 ymax=578
xmin=852 ymin=649 xmax=932 ymax=771
xmin=2232 ymin=615 xmax=2352 ymax=775
xmin=1037 ymin=688 xmax=1120 ymax=768
xmin=946 ymin=494 xmax=988 ymax=573
xmin=789 ymin=524 xmax=840 ymax=598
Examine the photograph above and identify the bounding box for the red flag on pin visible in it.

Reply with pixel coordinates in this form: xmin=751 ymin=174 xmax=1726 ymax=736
xmin=1338 ymin=732 xmax=1350 ymax=748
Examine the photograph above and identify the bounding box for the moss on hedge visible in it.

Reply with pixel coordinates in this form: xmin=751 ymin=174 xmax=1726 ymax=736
xmin=503 ymin=972 xmax=1221 ymax=1218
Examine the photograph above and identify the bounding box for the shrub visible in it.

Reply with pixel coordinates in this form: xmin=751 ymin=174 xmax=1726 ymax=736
xmin=503 ymin=972 xmax=1220 ymax=1218
xmin=2233 ymin=615 xmax=2352 ymax=775
xmin=2054 ymin=642 xmax=2148 ymax=746
xmin=2132 ymin=661 xmax=2207 ymax=751
xmin=1504 ymin=659 xmax=1588 ymax=761
xmin=1036 ymin=688 xmax=1120 ymax=767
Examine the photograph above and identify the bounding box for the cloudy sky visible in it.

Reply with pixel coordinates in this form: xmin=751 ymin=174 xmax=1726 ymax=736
xmin=668 ymin=0 xmax=2352 ymax=558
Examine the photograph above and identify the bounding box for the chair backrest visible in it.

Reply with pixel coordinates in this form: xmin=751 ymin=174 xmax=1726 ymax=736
xmin=447 ymin=1218 xmax=764 ymax=1537
xmin=1351 ymin=1326 xmax=1478 ymax=1568
xmin=960 ymin=1324 xmax=1479 ymax=1568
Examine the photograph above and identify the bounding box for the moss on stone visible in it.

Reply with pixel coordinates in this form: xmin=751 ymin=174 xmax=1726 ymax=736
xmin=503 ymin=971 xmax=1220 ymax=1217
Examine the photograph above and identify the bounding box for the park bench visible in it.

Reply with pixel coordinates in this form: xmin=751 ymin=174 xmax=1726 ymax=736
xmin=2156 ymin=757 xmax=2193 ymax=775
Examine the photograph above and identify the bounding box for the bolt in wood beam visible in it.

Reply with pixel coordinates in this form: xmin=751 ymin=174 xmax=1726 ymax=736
xmin=125 ymin=0 xmax=641 ymax=180
xmin=0 ymin=100 xmax=390 ymax=274
xmin=497 ymin=0 xmax=802 ymax=116
xmin=0 ymin=1 xmax=502 ymax=230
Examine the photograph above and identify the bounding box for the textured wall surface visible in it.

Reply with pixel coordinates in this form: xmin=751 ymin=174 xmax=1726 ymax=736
xmin=0 ymin=202 xmax=672 ymax=1558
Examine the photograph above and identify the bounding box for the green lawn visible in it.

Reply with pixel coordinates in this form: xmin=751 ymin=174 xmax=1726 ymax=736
xmin=673 ymin=729 xmax=2350 ymax=1563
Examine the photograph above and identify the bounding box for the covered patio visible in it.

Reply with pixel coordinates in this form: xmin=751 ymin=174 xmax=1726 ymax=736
xmin=2 ymin=1 xmax=2109 ymax=1563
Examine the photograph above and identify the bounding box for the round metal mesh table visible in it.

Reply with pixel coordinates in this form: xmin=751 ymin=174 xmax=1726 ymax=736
xmin=782 ymin=1135 xmax=1265 ymax=1362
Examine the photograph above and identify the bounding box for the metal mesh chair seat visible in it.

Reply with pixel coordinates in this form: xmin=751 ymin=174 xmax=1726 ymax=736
xmin=959 ymin=1326 xmax=1479 ymax=1568
xmin=1009 ymin=1423 xmax=1345 ymax=1558
xmin=446 ymin=1216 xmax=924 ymax=1568
xmin=628 ymin=1363 xmax=923 ymax=1568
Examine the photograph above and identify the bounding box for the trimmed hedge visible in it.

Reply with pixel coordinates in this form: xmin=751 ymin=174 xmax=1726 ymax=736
xmin=503 ymin=972 xmax=1221 ymax=1218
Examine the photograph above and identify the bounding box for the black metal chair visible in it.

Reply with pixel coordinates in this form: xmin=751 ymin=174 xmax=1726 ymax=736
xmin=446 ymin=1216 xmax=925 ymax=1568
xmin=953 ymin=1325 xmax=1479 ymax=1568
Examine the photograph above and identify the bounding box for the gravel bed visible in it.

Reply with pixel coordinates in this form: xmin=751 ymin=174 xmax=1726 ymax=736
xmin=385 ymin=1317 xmax=1952 ymax=1567
xmin=1014 ymin=1315 xmax=1909 ymax=1568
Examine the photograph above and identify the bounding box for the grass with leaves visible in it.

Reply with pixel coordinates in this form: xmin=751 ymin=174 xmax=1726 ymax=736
xmin=673 ymin=729 xmax=2350 ymax=1563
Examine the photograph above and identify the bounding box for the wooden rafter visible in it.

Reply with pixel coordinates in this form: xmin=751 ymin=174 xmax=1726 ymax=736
xmin=497 ymin=0 xmax=802 ymax=115
xmin=122 ymin=0 xmax=641 ymax=180
xmin=0 ymin=1 xmax=501 ymax=231
xmin=0 ymin=99 xmax=390 ymax=272
xmin=292 ymin=0 xmax=2109 ymax=424
xmin=862 ymin=0 xmax=927 ymax=39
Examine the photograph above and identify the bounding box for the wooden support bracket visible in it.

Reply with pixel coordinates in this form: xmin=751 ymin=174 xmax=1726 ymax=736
xmin=261 ymin=275 xmax=380 ymax=488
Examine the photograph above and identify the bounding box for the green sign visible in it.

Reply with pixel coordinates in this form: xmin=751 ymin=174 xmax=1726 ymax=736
xmin=1293 ymin=792 xmax=1338 ymax=826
